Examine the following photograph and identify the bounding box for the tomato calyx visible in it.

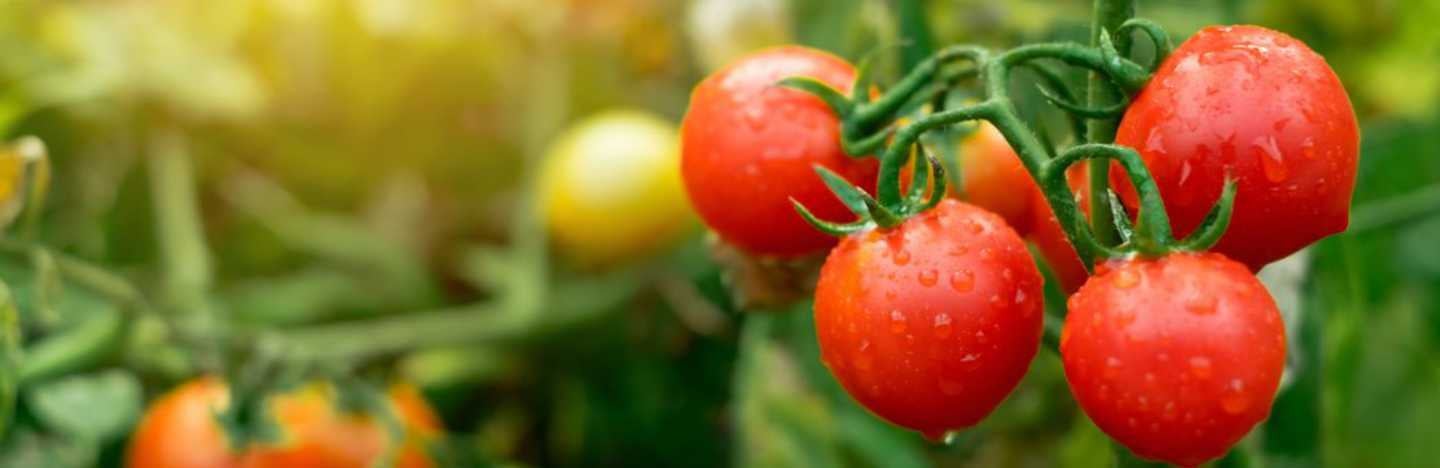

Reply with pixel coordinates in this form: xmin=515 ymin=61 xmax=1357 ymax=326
xmin=791 ymin=140 xmax=949 ymax=235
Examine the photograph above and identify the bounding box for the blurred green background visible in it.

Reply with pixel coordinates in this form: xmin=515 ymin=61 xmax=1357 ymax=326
xmin=0 ymin=0 xmax=1436 ymax=467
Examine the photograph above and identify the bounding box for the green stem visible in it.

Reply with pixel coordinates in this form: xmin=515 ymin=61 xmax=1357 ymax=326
xmin=149 ymin=129 xmax=213 ymax=304
xmin=894 ymin=0 xmax=936 ymax=73
xmin=1086 ymin=0 xmax=1137 ymax=248
xmin=17 ymin=311 xmax=127 ymax=384
xmin=266 ymin=273 xmax=641 ymax=364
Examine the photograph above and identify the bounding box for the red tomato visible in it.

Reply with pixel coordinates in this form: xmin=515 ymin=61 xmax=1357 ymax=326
xmin=1027 ymin=166 xmax=1090 ymax=293
xmin=1113 ymin=25 xmax=1359 ymax=271
xmin=954 ymin=122 xmax=1034 ymax=234
xmin=1062 ymin=253 xmax=1286 ymax=467
xmin=127 ymin=377 xmax=442 ymax=468
xmin=814 ymin=199 xmax=1044 ymax=439
xmin=681 ymin=46 xmax=878 ymax=257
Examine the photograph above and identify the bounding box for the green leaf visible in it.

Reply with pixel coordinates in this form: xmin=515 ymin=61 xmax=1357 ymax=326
xmin=0 ymin=282 xmax=19 ymax=440
xmin=0 ymin=427 xmax=98 ymax=468
xmin=25 ymin=369 xmax=141 ymax=440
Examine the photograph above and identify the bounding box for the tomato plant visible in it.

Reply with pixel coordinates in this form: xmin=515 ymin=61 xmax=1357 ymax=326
xmin=681 ymin=46 xmax=878 ymax=258
xmin=540 ymin=109 xmax=694 ymax=268
xmin=1061 ymin=253 xmax=1286 ymax=466
xmin=1113 ymin=25 xmax=1359 ymax=271
xmin=126 ymin=377 xmax=442 ymax=468
xmin=814 ymin=199 xmax=1043 ymax=439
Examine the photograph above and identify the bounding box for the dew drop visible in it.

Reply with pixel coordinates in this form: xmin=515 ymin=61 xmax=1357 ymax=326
xmin=1144 ymin=372 xmax=1156 ymax=384
xmin=933 ymin=314 xmax=953 ymax=338
xmin=1186 ymin=296 xmax=1218 ymax=316
xmin=1113 ymin=269 xmax=1139 ymax=289
xmin=979 ymin=248 xmax=995 ymax=260
xmin=1221 ymin=393 xmax=1251 ymax=414
xmin=894 ymin=249 xmax=912 ymax=265
xmin=918 ymin=269 xmax=939 ymax=287
xmin=1301 ymin=137 xmax=1317 ymax=159
xmin=965 ymin=219 xmax=983 ymax=234
xmin=1013 ymin=288 xmax=1028 ymax=304
xmin=1188 ymin=356 xmax=1213 ymax=379
xmin=975 ymin=330 xmax=988 ymax=344
xmin=1254 ymin=135 xmax=1288 ymax=182
xmin=949 ymin=270 xmax=975 ymax=292
xmin=961 ymin=353 xmax=979 ymax=362
xmin=1104 ymin=356 xmax=1123 ymax=378
xmin=1002 ymin=268 xmax=1014 ymax=281
xmin=890 ymin=310 xmax=907 ymax=333
xmin=949 ymin=245 xmax=969 ymax=256
xmin=1145 ymin=127 xmax=1167 ymax=156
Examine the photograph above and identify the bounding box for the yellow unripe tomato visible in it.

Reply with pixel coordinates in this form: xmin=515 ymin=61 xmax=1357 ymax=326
xmin=539 ymin=110 xmax=694 ymax=268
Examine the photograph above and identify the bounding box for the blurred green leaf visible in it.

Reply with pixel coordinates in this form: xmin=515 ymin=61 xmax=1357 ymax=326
xmin=25 ymin=369 xmax=141 ymax=440
xmin=0 ymin=426 xmax=97 ymax=468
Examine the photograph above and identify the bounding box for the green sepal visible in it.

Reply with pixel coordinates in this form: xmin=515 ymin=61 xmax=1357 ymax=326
xmin=1117 ymin=19 xmax=1174 ymax=70
xmin=862 ymin=195 xmax=904 ymax=228
xmin=777 ymin=77 xmax=853 ymax=117
xmin=1106 ymin=190 xmax=1135 ymax=244
xmin=813 ymin=165 xmax=875 ymax=219
xmin=920 ymin=147 xmax=948 ymax=212
xmin=842 ymin=126 xmax=892 ymax=157
xmin=1179 ymin=177 xmax=1239 ymax=251
xmin=1035 ymin=81 xmax=1129 ymax=119
xmin=791 ymin=199 xmax=874 ymax=237
xmin=851 ymin=56 xmax=876 ymax=105
xmin=904 ymin=145 xmax=932 ymax=209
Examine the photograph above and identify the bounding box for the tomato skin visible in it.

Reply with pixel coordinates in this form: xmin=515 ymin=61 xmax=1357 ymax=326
xmin=540 ymin=109 xmax=694 ymax=268
xmin=1026 ymin=166 xmax=1090 ymax=293
xmin=1113 ymin=25 xmax=1359 ymax=271
xmin=126 ymin=377 xmax=442 ymax=468
xmin=1061 ymin=253 xmax=1286 ymax=467
xmin=954 ymin=123 xmax=1034 ymax=234
xmin=814 ymin=199 xmax=1044 ymax=438
xmin=681 ymin=46 xmax=878 ymax=258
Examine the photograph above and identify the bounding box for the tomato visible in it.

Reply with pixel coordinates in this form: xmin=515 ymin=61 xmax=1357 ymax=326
xmin=540 ymin=109 xmax=695 ymax=268
xmin=952 ymin=122 xmax=1034 ymax=234
xmin=681 ymin=46 xmax=879 ymax=258
xmin=1113 ymin=25 xmax=1359 ymax=271
xmin=1026 ymin=166 xmax=1090 ymax=293
xmin=1061 ymin=253 xmax=1286 ymax=466
xmin=127 ymin=377 xmax=442 ymax=468
xmin=814 ymin=199 xmax=1044 ymax=439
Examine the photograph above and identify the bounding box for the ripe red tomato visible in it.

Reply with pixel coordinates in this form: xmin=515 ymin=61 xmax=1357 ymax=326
xmin=953 ymin=122 xmax=1034 ymax=234
xmin=1027 ymin=166 xmax=1090 ymax=293
xmin=814 ymin=199 xmax=1044 ymax=439
xmin=1113 ymin=25 xmax=1359 ymax=271
xmin=127 ymin=377 xmax=442 ymax=468
xmin=1061 ymin=253 xmax=1286 ymax=466
xmin=681 ymin=46 xmax=878 ymax=258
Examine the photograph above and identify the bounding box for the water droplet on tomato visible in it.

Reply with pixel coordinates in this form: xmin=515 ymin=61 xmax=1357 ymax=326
xmin=1301 ymin=137 xmax=1317 ymax=159
xmin=979 ymin=248 xmax=995 ymax=260
xmin=1113 ymin=270 xmax=1139 ymax=289
xmin=1254 ymin=135 xmax=1288 ymax=182
xmin=890 ymin=310 xmax=907 ymax=333
xmin=1104 ymin=356 xmax=1123 ymax=378
xmin=1188 ymin=356 xmax=1213 ymax=379
xmin=1013 ymin=288 xmax=1027 ymax=304
xmin=1186 ymin=296 xmax=1218 ymax=315
xmin=1145 ymin=128 xmax=1166 ymax=156
xmin=975 ymin=330 xmax=988 ymax=344
xmin=933 ymin=314 xmax=953 ymax=338
xmin=894 ymin=249 xmax=912 ymax=265
xmin=949 ymin=270 xmax=975 ymax=292
xmin=918 ymin=269 xmax=939 ymax=287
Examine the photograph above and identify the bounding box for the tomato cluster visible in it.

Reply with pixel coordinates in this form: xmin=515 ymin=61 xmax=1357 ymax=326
xmin=680 ymin=23 xmax=1355 ymax=467
xmin=127 ymin=377 xmax=442 ymax=468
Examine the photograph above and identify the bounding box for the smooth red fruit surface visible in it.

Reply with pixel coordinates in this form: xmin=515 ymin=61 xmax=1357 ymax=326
xmin=681 ymin=46 xmax=878 ymax=257
xmin=955 ymin=122 xmax=1034 ymax=234
xmin=127 ymin=377 xmax=442 ymax=468
xmin=1062 ymin=253 xmax=1286 ymax=467
xmin=815 ymin=199 xmax=1044 ymax=438
xmin=1114 ymin=25 xmax=1359 ymax=271
xmin=1027 ymin=166 xmax=1090 ymax=293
